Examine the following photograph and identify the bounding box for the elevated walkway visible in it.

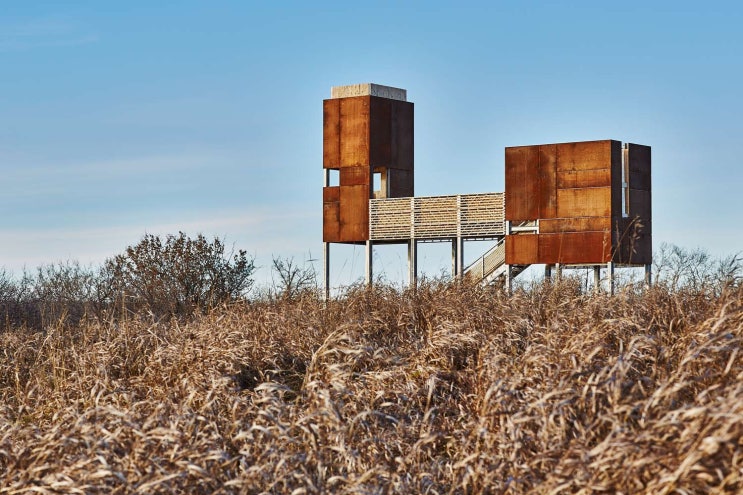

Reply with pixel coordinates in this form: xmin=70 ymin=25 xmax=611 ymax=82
xmin=369 ymin=192 xmax=504 ymax=241
xmin=369 ymin=192 xmax=529 ymax=285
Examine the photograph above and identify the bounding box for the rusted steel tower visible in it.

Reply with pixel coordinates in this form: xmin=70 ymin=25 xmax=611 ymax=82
xmin=322 ymin=83 xmax=651 ymax=297
xmin=505 ymin=140 xmax=652 ymax=292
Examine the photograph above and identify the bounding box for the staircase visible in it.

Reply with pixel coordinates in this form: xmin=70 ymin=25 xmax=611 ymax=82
xmin=463 ymin=238 xmax=529 ymax=285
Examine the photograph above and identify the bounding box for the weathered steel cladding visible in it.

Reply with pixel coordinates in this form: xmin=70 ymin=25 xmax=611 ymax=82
xmin=628 ymin=143 xmax=651 ymax=191
xmin=339 ymin=185 xmax=369 ymax=241
xmin=539 ymin=216 xmax=611 ymax=234
xmin=323 ymin=99 xmax=341 ymax=169
xmin=340 ymin=166 xmax=370 ymax=186
xmin=323 ymin=95 xmax=414 ymax=243
xmin=613 ymin=143 xmax=651 ymax=264
xmin=506 ymin=235 xmax=538 ymax=265
xmin=322 ymin=186 xmax=341 ymax=242
xmin=538 ymin=144 xmax=557 ymax=218
xmin=323 ymin=186 xmax=340 ymax=203
xmin=538 ymin=232 xmax=612 ymax=264
xmin=505 ymin=145 xmax=540 ymax=221
xmin=557 ymin=168 xmax=611 ymax=188
xmin=388 ymin=169 xmax=413 ymax=198
xmin=613 ymin=217 xmax=651 ymax=264
xmin=340 ymin=97 xmax=370 ymax=168
xmin=506 ymin=231 xmax=612 ymax=265
xmin=323 ymin=202 xmax=340 ymax=242
xmin=369 ymin=97 xmax=414 ymax=172
xmin=323 ymin=96 xmax=414 ymax=171
xmin=505 ymin=139 xmax=649 ymax=265
xmin=390 ymin=101 xmax=414 ymax=173
xmin=556 ymin=187 xmax=612 ymax=218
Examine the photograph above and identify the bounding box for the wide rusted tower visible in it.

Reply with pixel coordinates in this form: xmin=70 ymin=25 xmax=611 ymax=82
xmin=505 ymin=140 xmax=652 ymax=288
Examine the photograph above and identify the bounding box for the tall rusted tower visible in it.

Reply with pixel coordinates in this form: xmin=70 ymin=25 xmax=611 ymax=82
xmin=322 ymin=83 xmax=414 ymax=291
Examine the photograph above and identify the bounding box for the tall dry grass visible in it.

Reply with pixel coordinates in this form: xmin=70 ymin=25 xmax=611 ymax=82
xmin=0 ymin=279 xmax=741 ymax=493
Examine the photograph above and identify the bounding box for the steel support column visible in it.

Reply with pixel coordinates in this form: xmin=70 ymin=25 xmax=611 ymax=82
xmin=323 ymin=168 xmax=330 ymax=300
xmin=323 ymin=242 xmax=330 ymax=300
xmin=456 ymin=237 xmax=464 ymax=279
xmin=408 ymin=240 xmax=417 ymax=288
xmin=451 ymin=239 xmax=457 ymax=279
xmin=365 ymin=240 xmax=373 ymax=286
xmin=644 ymin=264 xmax=652 ymax=288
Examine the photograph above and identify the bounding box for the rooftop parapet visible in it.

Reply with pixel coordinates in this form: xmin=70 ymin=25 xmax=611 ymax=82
xmin=330 ymin=83 xmax=407 ymax=101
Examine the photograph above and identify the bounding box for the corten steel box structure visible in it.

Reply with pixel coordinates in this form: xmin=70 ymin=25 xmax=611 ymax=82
xmin=322 ymin=84 xmax=414 ymax=244
xmin=505 ymin=140 xmax=651 ymax=267
xmin=322 ymin=83 xmax=652 ymax=297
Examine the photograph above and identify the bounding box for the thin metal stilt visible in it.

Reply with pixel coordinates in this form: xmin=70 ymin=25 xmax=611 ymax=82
xmin=408 ymin=239 xmax=417 ymax=288
xmin=323 ymin=242 xmax=330 ymax=300
xmin=365 ymin=240 xmax=373 ymax=286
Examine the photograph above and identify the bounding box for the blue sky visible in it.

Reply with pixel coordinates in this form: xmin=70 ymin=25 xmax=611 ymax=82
xmin=1 ymin=1 xmax=741 ymax=288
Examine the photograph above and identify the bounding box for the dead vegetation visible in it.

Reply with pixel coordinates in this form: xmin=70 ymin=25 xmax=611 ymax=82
xmin=0 ymin=278 xmax=741 ymax=493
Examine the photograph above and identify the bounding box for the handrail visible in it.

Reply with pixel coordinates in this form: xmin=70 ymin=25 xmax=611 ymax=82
xmin=464 ymin=238 xmax=506 ymax=282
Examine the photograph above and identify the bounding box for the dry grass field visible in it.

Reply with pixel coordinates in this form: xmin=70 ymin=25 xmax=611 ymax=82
xmin=1 ymin=278 xmax=741 ymax=493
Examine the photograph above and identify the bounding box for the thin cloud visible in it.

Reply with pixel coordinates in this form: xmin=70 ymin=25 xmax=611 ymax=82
xmin=0 ymin=16 xmax=98 ymax=52
xmin=0 ymin=152 xmax=220 ymax=199
xmin=0 ymin=207 xmax=316 ymax=272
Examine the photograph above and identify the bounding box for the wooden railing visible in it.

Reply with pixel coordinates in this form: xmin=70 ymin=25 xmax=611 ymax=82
xmin=369 ymin=192 xmax=505 ymax=241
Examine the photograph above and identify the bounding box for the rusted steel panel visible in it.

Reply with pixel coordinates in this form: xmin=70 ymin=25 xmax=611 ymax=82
xmin=369 ymin=97 xmax=392 ymax=168
xmin=505 ymin=145 xmax=540 ymax=221
xmin=612 ymin=143 xmax=651 ymax=264
xmin=323 ymin=186 xmax=340 ymax=203
xmin=556 ymin=140 xmax=612 ymax=171
xmin=388 ymin=168 xmax=413 ymax=197
xmin=339 ymin=185 xmax=369 ymax=242
xmin=628 ymin=189 xmax=651 ymax=219
xmin=323 ymin=202 xmax=340 ymax=242
xmin=614 ymin=216 xmax=651 ymax=240
xmin=613 ymin=217 xmax=652 ymax=264
xmin=615 ymin=235 xmax=652 ymax=265
xmin=539 ymin=216 xmax=611 ymax=234
xmin=339 ymin=96 xmax=370 ymax=167
xmin=506 ymin=234 xmax=538 ymax=265
xmin=340 ymin=166 xmax=370 ymax=187
xmin=557 ymin=168 xmax=611 ymax=188
xmin=538 ymin=232 xmax=611 ymax=264
xmin=556 ymin=187 xmax=611 ymax=218
xmin=323 ymin=99 xmax=340 ymax=169
xmin=628 ymin=143 xmax=651 ymax=191
xmin=390 ymin=100 xmax=414 ymax=171
xmin=538 ymin=144 xmax=557 ymax=219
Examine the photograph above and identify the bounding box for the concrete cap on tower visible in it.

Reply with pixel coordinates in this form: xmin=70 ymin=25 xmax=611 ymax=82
xmin=330 ymin=83 xmax=407 ymax=101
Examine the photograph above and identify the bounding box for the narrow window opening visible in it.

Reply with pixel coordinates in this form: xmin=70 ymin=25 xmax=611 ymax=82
xmin=328 ymin=168 xmax=339 ymax=187
xmin=373 ymin=172 xmax=382 ymax=192
xmin=372 ymin=168 xmax=388 ymax=198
